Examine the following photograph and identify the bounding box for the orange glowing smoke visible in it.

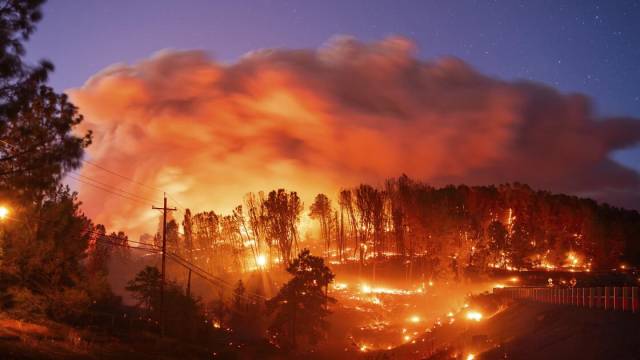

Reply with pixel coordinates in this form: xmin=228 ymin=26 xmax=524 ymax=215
xmin=68 ymin=37 xmax=640 ymax=238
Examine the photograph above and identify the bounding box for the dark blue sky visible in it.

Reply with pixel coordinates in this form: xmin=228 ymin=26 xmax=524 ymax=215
xmin=25 ymin=0 xmax=640 ymax=169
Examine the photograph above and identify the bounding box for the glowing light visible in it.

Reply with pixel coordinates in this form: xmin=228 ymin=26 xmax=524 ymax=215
xmin=409 ymin=315 xmax=421 ymax=323
xmin=428 ymin=280 xmax=434 ymax=287
xmin=361 ymin=284 xmax=372 ymax=294
xmin=333 ymin=282 xmax=348 ymax=290
xmin=510 ymin=276 xmax=519 ymax=282
xmin=467 ymin=354 xmax=475 ymax=360
xmin=465 ymin=311 xmax=483 ymax=321
xmin=403 ymin=335 xmax=411 ymax=342
xmin=256 ymin=255 xmax=267 ymax=267
xmin=359 ymin=344 xmax=368 ymax=352
xmin=565 ymin=252 xmax=581 ymax=268
xmin=359 ymin=283 xmax=415 ymax=295
xmin=494 ymin=283 xmax=505 ymax=289
xmin=0 ymin=206 xmax=8 ymax=220
xmin=447 ymin=312 xmax=454 ymax=317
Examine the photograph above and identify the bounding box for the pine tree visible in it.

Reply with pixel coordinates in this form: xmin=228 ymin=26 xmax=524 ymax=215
xmin=266 ymin=249 xmax=335 ymax=349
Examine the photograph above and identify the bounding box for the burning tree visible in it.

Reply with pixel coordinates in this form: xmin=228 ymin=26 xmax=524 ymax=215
xmin=309 ymin=193 xmax=332 ymax=258
xmin=266 ymin=249 xmax=335 ymax=349
xmin=263 ymin=189 xmax=303 ymax=266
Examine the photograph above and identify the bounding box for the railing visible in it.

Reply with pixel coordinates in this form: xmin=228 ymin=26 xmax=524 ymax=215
xmin=493 ymin=286 xmax=639 ymax=313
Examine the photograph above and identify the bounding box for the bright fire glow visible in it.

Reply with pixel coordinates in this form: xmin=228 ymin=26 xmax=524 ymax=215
xmin=465 ymin=311 xmax=483 ymax=321
xmin=359 ymin=283 xmax=420 ymax=295
xmin=467 ymin=354 xmax=475 ymax=360
xmin=0 ymin=206 xmax=8 ymax=220
xmin=256 ymin=254 xmax=267 ymax=267
xmin=566 ymin=252 xmax=581 ymax=267
xmin=361 ymin=284 xmax=372 ymax=294
xmin=333 ymin=282 xmax=348 ymax=290
xmin=409 ymin=315 xmax=421 ymax=323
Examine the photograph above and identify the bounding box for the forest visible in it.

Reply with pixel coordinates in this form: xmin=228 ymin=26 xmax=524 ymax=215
xmin=159 ymin=176 xmax=640 ymax=281
xmin=1 ymin=1 xmax=640 ymax=356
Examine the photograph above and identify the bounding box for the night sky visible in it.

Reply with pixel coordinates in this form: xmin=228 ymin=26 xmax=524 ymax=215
xmin=25 ymin=0 xmax=640 ymax=169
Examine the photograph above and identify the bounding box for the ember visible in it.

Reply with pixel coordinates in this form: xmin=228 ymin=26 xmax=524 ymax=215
xmin=465 ymin=311 xmax=483 ymax=321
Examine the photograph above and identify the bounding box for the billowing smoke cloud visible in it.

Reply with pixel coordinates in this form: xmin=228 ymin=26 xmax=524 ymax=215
xmin=69 ymin=36 xmax=640 ymax=237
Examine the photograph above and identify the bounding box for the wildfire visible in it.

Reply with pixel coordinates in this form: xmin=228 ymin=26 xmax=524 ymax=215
xmin=467 ymin=354 xmax=476 ymax=360
xmin=359 ymin=283 xmax=420 ymax=295
xmin=256 ymin=254 xmax=267 ymax=268
xmin=333 ymin=282 xmax=348 ymax=290
xmin=361 ymin=284 xmax=372 ymax=294
xmin=408 ymin=315 xmax=421 ymax=323
xmin=0 ymin=206 xmax=9 ymax=220
xmin=566 ymin=252 xmax=580 ymax=267
xmin=465 ymin=311 xmax=483 ymax=321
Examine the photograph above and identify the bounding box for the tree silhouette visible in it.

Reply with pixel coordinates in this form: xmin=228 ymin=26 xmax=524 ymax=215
xmin=263 ymin=189 xmax=302 ymax=266
xmin=125 ymin=266 xmax=162 ymax=313
xmin=309 ymin=193 xmax=332 ymax=257
xmin=266 ymin=249 xmax=335 ymax=350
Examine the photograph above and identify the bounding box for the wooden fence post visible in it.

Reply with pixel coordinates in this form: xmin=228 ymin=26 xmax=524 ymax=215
xmin=604 ymin=287 xmax=610 ymax=310
xmin=632 ymin=287 xmax=638 ymax=313
xmin=623 ymin=287 xmax=629 ymax=312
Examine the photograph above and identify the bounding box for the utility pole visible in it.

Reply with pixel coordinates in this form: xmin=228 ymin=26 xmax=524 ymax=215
xmin=152 ymin=193 xmax=176 ymax=337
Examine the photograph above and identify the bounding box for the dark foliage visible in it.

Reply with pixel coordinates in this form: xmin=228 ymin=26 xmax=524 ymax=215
xmin=266 ymin=249 xmax=335 ymax=349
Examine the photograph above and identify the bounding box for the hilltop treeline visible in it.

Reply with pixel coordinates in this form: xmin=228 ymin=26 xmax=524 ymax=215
xmin=164 ymin=175 xmax=639 ymax=279
xmin=333 ymin=175 xmax=640 ymax=273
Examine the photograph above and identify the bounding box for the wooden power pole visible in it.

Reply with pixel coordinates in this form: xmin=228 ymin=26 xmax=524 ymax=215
xmin=152 ymin=193 xmax=176 ymax=337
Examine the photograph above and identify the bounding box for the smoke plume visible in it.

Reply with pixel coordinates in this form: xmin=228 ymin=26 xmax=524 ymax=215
xmin=69 ymin=36 xmax=640 ymax=237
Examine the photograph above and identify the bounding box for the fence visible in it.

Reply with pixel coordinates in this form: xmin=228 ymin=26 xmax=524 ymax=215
xmin=493 ymin=286 xmax=639 ymax=313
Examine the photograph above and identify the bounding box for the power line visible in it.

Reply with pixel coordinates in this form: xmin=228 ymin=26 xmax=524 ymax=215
xmin=66 ymin=174 xmax=154 ymax=207
xmin=69 ymin=172 xmax=160 ymax=204
xmin=1 ymin=138 xmax=190 ymax=213
xmin=1 ymin=140 xmax=268 ymax=299
xmin=81 ymin=159 xmax=162 ymax=193
xmin=92 ymin=233 xmax=265 ymax=301
xmin=5 ymin=213 xmax=265 ymax=301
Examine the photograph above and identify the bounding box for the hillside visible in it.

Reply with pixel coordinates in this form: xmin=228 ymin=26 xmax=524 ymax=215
xmin=371 ymin=293 xmax=640 ymax=360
